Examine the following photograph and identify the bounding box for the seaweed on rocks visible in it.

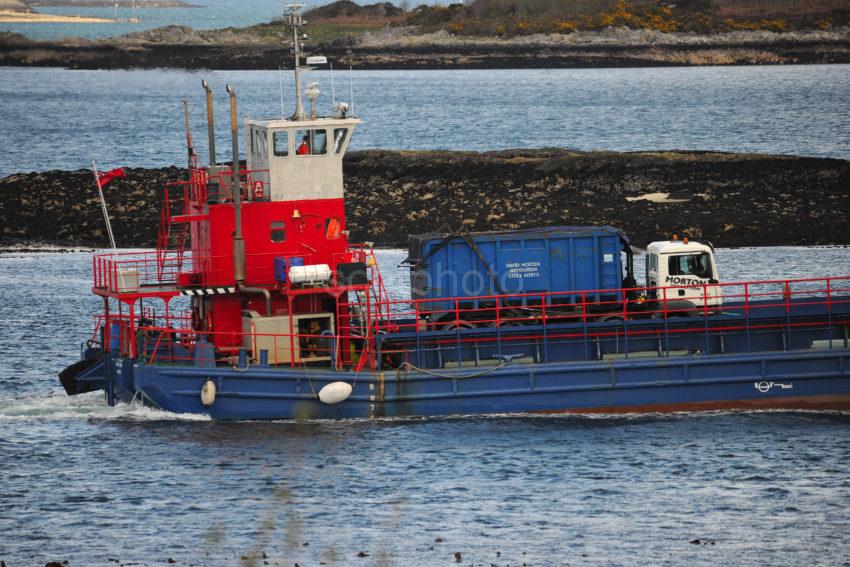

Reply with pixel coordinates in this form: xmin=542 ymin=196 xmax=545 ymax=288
xmin=341 ymin=149 xmax=850 ymax=248
xmin=0 ymin=150 xmax=847 ymax=249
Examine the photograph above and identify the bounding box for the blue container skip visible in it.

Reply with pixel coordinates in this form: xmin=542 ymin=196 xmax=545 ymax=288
xmin=407 ymin=226 xmax=632 ymax=317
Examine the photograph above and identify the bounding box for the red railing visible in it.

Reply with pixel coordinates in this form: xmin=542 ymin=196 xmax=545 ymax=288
xmin=371 ymin=275 xmax=850 ymax=334
xmin=93 ymin=250 xmax=189 ymax=292
xmin=154 ymin=167 xmax=270 ymax=285
xmin=97 ymin=274 xmax=850 ymax=371
xmin=365 ymin=275 xmax=850 ymax=367
xmin=93 ymin=244 xmax=379 ymax=294
xmin=136 ymin=326 xmax=347 ymax=370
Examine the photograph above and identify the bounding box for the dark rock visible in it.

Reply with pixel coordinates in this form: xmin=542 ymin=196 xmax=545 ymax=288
xmin=45 ymin=563 xmax=64 ymax=567
xmin=167 ymin=559 xmax=177 ymax=564
xmin=356 ymin=551 xmax=370 ymax=557
xmin=343 ymin=149 xmax=850 ymax=248
xmin=435 ymin=537 xmax=443 ymax=543
xmin=1 ymin=31 xmax=849 ymax=70
xmin=690 ymin=539 xmax=701 ymax=544
xmin=1 ymin=150 xmax=848 ymax=249
xmin=454 ymin=551 xmax=462 ymax=562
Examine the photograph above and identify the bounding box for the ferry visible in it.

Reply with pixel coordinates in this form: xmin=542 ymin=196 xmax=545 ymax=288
xmin=59 ymin=5 xmax=850 ymax=419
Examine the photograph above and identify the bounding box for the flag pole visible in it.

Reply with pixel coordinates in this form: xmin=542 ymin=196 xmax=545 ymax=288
xmin=92 ymin=160 xmax=117 ymax=251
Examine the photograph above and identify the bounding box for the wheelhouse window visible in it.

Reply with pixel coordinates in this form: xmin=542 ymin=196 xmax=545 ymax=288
xmin=272 ymin=131 xmax=289 ymax=157
xmin=649 ymin=253 xmax=658 ymax=271
xmin=270 ymin=221 xmax=286 ymax=242
xmin=295 ymin=129 xmax=327 ymax=156
xmin=333 ymin=128 xmax=348 ymax=154
xmin=668 ymin=253 xmax=711 ymax=278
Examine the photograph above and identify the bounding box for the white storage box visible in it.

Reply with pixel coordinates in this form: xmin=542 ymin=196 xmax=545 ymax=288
xmin=113 ymin=268 xmax=140 ymax=292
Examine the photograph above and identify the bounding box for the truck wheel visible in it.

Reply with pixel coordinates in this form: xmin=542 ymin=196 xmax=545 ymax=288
xmin=442 ymin=320 xmax=475 ymax=331
xmin=490 ymin=320 xmax=521 ymax=327
xmin=599 ymin=314 xmax=625 ymax=323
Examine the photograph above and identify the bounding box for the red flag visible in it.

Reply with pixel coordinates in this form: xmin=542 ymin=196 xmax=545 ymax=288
xmin=97 ymin=168 xmax=126 ymax=187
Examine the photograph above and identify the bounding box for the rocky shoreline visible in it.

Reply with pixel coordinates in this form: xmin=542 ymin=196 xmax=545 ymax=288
xmin=0 ymin=149 xmax=848 ymax=249
xmin=2 ymin=28 xmax=849 ymax=69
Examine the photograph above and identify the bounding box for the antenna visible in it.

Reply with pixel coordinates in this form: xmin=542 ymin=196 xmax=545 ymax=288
xmin=349 ymin=64 xmax=354 ymax=118
xmin=330 ymin=62 xmax=336 ymax=106
xmin=284 ymin=3 xmax=306 ymax=120
xmin=278 ymin=65 xmax=285 ymax=118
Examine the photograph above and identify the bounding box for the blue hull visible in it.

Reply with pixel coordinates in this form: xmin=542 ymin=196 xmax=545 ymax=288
xmin=94 ymin=347 xmax=850 ymax=420
xmin=66 ymin=295 xmax=850 ymax=420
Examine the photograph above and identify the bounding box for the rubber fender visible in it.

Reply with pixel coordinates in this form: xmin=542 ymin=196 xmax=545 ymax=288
xmin=318 ymin=382 xmax=353 ymax=405
xmin=201 ymin=380 xmax=216 ymax=407
xmin=58 ymin=356 xmax=102 ymax=396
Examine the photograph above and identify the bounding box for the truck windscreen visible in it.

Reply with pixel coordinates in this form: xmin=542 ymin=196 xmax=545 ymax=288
xmin=668 ymin=253 xmax=712 ymax=279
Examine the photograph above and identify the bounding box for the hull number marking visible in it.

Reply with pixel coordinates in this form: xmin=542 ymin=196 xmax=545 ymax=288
xmin=755 ymin=381 xmax=794 ymax=393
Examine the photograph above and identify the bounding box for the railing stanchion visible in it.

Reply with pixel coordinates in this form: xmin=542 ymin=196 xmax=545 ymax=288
xmin=415 ymin=302 xmax=422 ymax=368
xmin=744 ymin=283 xmax=751 ymax=353
xmin=541 ymin=294 xmax=549 ymax=363
xmin=455 ymin=298 xmax=461 ymax=367
xmin=663 ymin=287 xmax=669 ymax=357
xmin=622 ymin=289 xmax=629 ymax=359
xmin=703 ymin=283 xmax=710 ymax=355
xmin=582 ymin=292 xmax=589 ymax=361
xmin=826 ymin=278 xmax=833 ymax=349
xmin=785 ymin=280 xmax=792 ymax=350
xmin=496 ymin=299 xmax=502 ymax=359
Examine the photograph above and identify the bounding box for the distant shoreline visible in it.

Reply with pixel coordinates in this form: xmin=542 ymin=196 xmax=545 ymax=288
xmin=1 ymin=27 xmax=848 ymax=69
xmin=0 ymin=10 xmax=113 ymax=22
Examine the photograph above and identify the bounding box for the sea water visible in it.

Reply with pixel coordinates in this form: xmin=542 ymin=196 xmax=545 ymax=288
xmin=0 ymin=65 xmax=849 ymax=177
xmin=0 ymin=247 xmax=849 ymax=565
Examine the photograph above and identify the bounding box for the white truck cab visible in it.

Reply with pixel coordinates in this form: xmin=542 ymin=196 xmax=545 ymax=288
xmin=645 ymin=239 xmax=722 ymax=313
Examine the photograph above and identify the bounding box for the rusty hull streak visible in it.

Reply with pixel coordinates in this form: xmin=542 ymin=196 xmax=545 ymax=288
xmin=366 ymin=372 xmax=387 ymax=418
xmin=530 ymin=394 xmax=850 ymax=414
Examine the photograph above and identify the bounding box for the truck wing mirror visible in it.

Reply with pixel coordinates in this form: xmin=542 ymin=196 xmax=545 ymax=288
xmin=709 ymin=278 xmax=718 ymax=284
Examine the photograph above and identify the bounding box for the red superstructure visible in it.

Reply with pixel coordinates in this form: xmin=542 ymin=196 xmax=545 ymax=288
xmin=90 ymin=11 xmax=390 ymax=371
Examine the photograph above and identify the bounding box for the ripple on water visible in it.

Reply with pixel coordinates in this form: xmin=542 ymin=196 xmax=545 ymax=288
xmin=1 ymin=249 xmax=850 ymax=565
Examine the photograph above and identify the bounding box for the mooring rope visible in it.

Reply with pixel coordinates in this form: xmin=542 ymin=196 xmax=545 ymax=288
xmin=396 ymin=361 xmax=507 ymax=379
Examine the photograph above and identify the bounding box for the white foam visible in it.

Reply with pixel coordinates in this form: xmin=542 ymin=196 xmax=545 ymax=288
xmin=0 ymin=391 xmax=210 ymax=422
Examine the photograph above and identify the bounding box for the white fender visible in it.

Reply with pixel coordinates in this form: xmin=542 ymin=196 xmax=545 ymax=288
xmin=318 ymin=381 xmax=353 ymax=405
xmin=201 ymin=380 xmax=216 ymax=407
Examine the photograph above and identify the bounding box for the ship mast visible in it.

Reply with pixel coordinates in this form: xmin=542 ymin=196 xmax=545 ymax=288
xmin=285 ymin=3 xmax=306 ymax=121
